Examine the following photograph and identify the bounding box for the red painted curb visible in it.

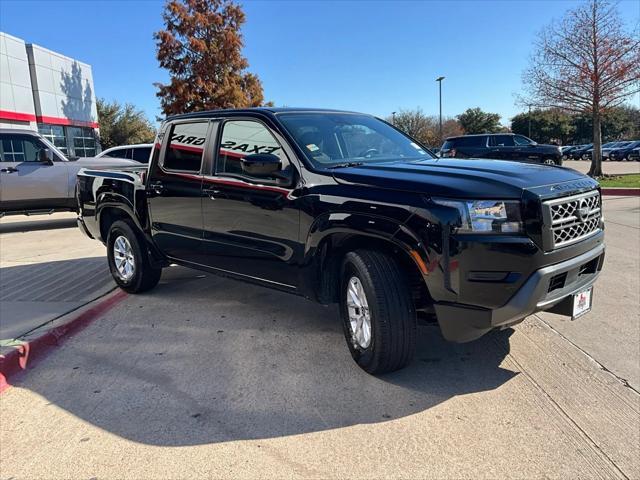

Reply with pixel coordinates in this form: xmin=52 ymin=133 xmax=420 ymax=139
xmin=0 ymin=289 xmax=127 ymax=394
xmin=601 ymin=188 xmax=640 ymax=196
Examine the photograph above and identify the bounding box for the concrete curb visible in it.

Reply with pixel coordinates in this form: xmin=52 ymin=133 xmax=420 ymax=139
xmin=601 ymin=188 xmax=640 ymax=196
xmin=0 ymin=289 xmax=127 ymax=394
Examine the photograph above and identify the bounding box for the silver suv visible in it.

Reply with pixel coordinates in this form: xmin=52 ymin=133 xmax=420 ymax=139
xmin=0 ymin=128 xmax=137 ymax=216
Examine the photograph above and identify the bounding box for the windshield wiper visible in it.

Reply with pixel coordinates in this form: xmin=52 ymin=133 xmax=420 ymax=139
xmin=326 ymin=162 xmax=365 ymax=169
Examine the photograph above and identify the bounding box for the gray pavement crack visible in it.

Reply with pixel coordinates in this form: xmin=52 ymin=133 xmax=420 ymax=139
xmin=533 ymin=313 xmax=640 ymax=396
xmin=498 ymin=332 xmax=630 ymax=480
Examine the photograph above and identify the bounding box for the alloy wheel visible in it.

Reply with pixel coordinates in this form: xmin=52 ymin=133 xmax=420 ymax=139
xmin=113 ymin=235 xmax=135 ymax=281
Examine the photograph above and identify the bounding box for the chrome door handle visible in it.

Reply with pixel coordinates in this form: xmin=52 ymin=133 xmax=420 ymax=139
xmin=203 ymin=188 xmax=221 ymax=199
xmin=0 ymin=167 xmax=18 ymax=173
xmin=148 ymin=181 xmax=164 ymax=194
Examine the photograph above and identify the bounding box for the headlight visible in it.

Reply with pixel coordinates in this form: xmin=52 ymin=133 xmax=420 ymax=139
xmin=432 ymin=199 xmax=523 ymax=234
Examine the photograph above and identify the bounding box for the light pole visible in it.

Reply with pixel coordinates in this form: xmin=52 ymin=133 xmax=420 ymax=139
xmin=436 ymin=76 xmax=445 ymax=145
xmin=528 ymin=104 xmax=532 ymax=139
xmin=391 ymin=111 xmax=396 ymax=125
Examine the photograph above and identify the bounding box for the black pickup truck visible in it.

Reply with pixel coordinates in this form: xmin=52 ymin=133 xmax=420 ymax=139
xmin=77 ymin=108 xmax=605 ymax=374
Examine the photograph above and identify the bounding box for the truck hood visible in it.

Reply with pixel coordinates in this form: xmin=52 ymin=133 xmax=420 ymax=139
xmin=332 ymin=158 xmax=592 ymax=199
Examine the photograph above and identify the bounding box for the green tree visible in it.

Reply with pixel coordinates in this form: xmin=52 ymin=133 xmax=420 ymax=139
xmin=456 ymin=108 xmax=502 ymax=134
xmin=572 ymin=106 xmax=640 ymax=143
xmin=511 ymin=109 xmax=574 ymax=144
xmin=96 ymin=99 xmax=156 ymax=150
xmin=154 ymin=0 xmax=269 ymax=115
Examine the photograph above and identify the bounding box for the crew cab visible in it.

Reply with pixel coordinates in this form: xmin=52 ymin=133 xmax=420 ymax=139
xmin=77 ymin=108 xmax=605 ymax=374
xmin=0 ymin=128 xmax=137 ymax=216
xmin=440 ymin=133 xmax=563 ymax=165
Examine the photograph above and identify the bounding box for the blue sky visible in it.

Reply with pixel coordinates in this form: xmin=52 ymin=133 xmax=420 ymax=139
xmin=1 ymin=0 xmax=638 ymax=124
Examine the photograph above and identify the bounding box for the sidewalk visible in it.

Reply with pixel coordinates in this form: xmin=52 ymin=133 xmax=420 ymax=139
xmin=0 ymin=213 xmax=113 ymax=343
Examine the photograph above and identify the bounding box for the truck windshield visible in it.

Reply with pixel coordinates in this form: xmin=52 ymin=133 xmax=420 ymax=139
xmin=278 ymin=112 xmax=435 ymax=168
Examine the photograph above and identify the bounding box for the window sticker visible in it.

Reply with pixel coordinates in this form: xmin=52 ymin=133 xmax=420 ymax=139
xmin=306 ymin=144 xmax=320 ymax=152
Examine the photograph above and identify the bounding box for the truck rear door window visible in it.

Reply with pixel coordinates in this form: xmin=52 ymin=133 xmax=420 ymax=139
xmin=163 ymin=122 xmax=208 ymax=172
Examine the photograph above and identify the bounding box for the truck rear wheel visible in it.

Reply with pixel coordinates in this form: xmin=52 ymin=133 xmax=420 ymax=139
xmin=107 ymin=220 xmax=161 ymax=294
xmin=339 ymin=250 xmax=416 ymax=374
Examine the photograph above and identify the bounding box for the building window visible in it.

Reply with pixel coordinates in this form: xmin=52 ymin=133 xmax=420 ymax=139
xmin=38 ymin=124 xmax=68 ymax=155
xmin=36 ymin=124 xmax=98 ymax=159
xmin=68 ymin=126 xmax=97 ymax=158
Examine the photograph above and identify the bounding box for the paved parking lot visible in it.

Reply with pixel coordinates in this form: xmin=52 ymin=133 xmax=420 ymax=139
xmin=0 ymin=199 xmax=638 ymax=479
xmin=563 ymin=159 xmax=640 ymax=175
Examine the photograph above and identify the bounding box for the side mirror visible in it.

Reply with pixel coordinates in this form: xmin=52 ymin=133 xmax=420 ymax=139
xmin=39 ymin=148 xmax=54 ymax=165
xmin=241 ymin=153 xmax=281 ymax=177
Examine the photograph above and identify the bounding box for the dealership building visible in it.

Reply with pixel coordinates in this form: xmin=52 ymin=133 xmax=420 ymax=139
xmin=0 ymin=31 xmax=99 ymax=158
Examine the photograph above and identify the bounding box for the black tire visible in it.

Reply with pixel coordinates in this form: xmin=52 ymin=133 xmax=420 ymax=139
xmin=339 ymin=250 xmax=416 ymax=374
xmin=107 ymin=220 xmax=161 ymax=293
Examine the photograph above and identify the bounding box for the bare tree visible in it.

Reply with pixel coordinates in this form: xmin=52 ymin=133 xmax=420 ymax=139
xmin=386 ymin=108 xmax=463 ymax=147
xmin=522 ymin=0 xmax=639 ymax=176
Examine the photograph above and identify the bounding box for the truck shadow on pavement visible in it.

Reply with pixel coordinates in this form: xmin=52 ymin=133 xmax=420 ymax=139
xmin=14 ymin=265 xmax=517 ymax=446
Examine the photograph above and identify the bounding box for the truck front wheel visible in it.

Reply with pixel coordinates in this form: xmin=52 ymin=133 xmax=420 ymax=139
xmin=107 ymin=220 xmax=161 ymax=294
xmin=339 ymin=250 xmax=417 ymax=374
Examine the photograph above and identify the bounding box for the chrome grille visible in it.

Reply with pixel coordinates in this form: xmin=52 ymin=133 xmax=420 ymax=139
xmin=542 ymin=190 xmax=601 ymax=249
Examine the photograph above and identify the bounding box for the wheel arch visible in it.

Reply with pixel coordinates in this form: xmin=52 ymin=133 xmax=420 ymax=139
xmin=97 ymin=204 xmax=140 ymax=243
xmin=99 ymin=204 xmax=168 ymax=268
xmin=303 ymin=214 xmax=432 ymax=308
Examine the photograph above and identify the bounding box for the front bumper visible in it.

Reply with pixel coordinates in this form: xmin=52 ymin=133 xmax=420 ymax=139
xmin=434 ymin=243 xmax=605 ymax=342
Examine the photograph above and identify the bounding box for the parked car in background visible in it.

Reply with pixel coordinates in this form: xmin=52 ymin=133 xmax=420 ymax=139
xmin=629 ymin=146 xmax=640 ymax=161
xmin=570 ymin=144 xmax=593 ymax=160
xmin=561 ymin=145 xmax=583 ymax=160
xmin=95 ymin=143 xmax=153 ymax=163
xmin=440 ymin=133 xmax=562 ymax=165
xmin=609 ymin=141 xmax=640 ymax=161
xmin=0 ymin=128 xmax=138 ymax=216
xmin=77 ymin=107 xmax=604 ymax=374
xmin=582 ymin=141 xmax=632 ymax=161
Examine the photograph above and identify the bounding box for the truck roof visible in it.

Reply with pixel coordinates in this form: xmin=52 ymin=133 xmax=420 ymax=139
xmin=446 ymin=133 xmax=516 ymax=139
xmin=166 ymin=107 xmax=365 ymax=122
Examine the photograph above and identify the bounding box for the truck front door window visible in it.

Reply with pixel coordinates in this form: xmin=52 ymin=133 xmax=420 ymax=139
xmin=0 ymin=135 xmax=46 ymax=162
xmin=217 ymin=120 xmax=289 ymax=177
